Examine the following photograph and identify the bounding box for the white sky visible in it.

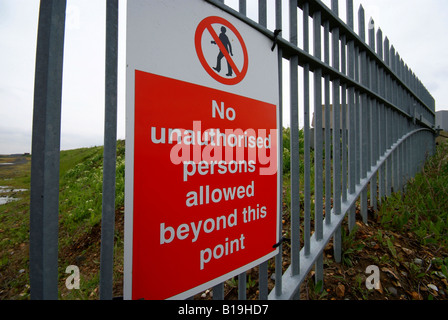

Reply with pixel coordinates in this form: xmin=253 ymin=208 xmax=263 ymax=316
xmin=1 ymin=0 xmax=447 ymax=154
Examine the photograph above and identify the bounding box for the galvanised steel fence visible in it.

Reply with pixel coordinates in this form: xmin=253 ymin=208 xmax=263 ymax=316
xmin=30 ymin=0 xmax=436 ymax=300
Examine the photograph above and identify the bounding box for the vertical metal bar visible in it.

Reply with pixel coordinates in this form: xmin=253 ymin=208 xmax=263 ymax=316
xmin=324 ymin=20 xmax=331 ymax=226
xmin=259 ymin=262 xmax=268 ymax=300
xmin=376 ymin=28 xmax=385 ymax=203
xmin=341 ymin=33 xmax=347 ymax=204
xmin=387 ymin=109 xmax=392 ymax=196
xmin=375 ymin=69 xmax=381 ymax=188
xmin=331 ymin=5 xmax=340 ymax=215
xmin=331 ymin=0 xmax=342 ymax=263
xmin=236 ymin=0 xmax=247 ymax=300
xmin=313 ymin=12 xmax=322 ymax=218
xmin=394 ymin=63 xmax=399 ymax=193
xmin=378 ymin=104 xmax=384 ymax=202
xmin=289 ymin=0 xmax=301 ymax=277
xmin=257 ymin=0 xmax=268 ymax=300
xmin=358 ymin=5 xmax=368 ymax=224
xmin=368 ymin=19 xmax=377 ymax=213
xmin=213 ymin=283 xmax=224 ymax=300
xmin=384 ymin=37 xmax=392 ymax=197
xmin=313 ymin=9 xmax=324 ymax=285
xmin=238 ymin=272 xmax=246 ymax=300
xmin=30 ymin=0 xmax=66 ymax=300
xmin=396 ymin=54 xmax=402 ymax=192
xmin=401 ymin=115 xmax=405 ymax=189
xmin=347 ymin=0 xmax=356 ymax=231
xmin=354 ymin=47 xmax=360 ymax=186
xmin=399 ymin=115 xmax=402 ymax=191
xmin=390 ymin=46 xmax=397 ymax=193
xmin=379 ymin=103 xmax=385 ymax=200
xmin=347 ymin=0 xmax=354 ymax=30
xmin=406 ymin=120 xmax=411 ymax=184
xmin=402 ymin=80 xmax=406 ymax=188
xmin=331 ymin=0 xmax=339 ymax=16
xmin=403 ymin=123 xmax=407 ymax=188
xmin=239 ymin=0 xmax=247 ymax=15
xmin=392 ymin=109 xmax=397 ymax=193
xmin=258 ymin=0 xmax=267 ymax=27
xmin=303 ymin=1 xmax=311 ymax=257
xmin=100 ymin=0 xmax=119 ymax=301
xmin=274 ymin=0 xmax=283 ymax=297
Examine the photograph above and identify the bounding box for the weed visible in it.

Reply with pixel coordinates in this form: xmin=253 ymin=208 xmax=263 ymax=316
xmin=308 ymin=280 xmax=328 ymax=300
xmin=246 ymin=275 xmax=257 ymax=290
xmin=386 ymin=238 xmax=397 ymax=258
xmin=341 ymin=225 xmax=364 ymax=267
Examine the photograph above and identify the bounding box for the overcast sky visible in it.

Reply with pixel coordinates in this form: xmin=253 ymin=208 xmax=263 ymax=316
xmin=1 ymin=0 xmax=447 ymax=154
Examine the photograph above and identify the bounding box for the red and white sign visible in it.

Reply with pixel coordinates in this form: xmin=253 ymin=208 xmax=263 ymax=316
xmin=125 ymin=0 xmax=279 ymax=300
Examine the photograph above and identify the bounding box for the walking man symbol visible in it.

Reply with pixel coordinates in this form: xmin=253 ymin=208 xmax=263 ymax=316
xmin=211 ymin=26 xmax=233 ymax=77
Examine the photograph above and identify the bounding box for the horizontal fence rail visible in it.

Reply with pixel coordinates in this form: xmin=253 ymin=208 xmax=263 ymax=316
xmin=29 ymin=0 xmax=436 ymax=300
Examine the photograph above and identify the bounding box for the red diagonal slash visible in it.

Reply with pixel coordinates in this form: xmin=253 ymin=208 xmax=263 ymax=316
xmin=206 ymin=25 xmax=241 ymax=77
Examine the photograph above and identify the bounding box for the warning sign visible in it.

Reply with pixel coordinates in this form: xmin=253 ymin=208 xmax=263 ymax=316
xmin=132 ymin=71 xmax=278 ymax=300
xmin=195 ymin=16 xmax=249 ymax=85
xmin=125 ymin=0 xmax=279 ymax=300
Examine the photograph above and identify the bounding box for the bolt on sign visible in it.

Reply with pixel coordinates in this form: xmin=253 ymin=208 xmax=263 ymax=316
xmin=125 ymin=0 xmax=280 ymax=300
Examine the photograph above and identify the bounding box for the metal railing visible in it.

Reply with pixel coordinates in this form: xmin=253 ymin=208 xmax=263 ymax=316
xmin=29 ymin=0 xmax=436 ymax=300
xmin=207 ymin=0 xmax=436 ymax=300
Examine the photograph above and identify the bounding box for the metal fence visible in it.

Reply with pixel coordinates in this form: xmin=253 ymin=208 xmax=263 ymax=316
xmin=29 ymin=0 xmax=436 ymax=300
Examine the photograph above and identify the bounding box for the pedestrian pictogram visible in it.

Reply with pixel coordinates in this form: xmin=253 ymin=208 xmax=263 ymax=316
xmin=212 ymin=26 xmax=234 ymax=77
xmin=195 ymin=16 xmax=249 ymax=85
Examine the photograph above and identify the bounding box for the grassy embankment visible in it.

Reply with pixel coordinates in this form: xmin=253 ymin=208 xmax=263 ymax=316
xmin=0 ymin=141 xmax=125 ymax=299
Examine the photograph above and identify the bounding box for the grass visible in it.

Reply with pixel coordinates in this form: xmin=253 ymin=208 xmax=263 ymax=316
xmin=57 ymin=140 xmax=125 ymax=299
xmin=58 ymin=141 xmax=125 ymax=237
xmin=378 ymin=140 xmax=448 ymax=247
xmin=0 ymin=141 xmax=125 ymax=300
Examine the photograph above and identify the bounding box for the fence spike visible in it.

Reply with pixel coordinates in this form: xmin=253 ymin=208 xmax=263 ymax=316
xmin=346 ymin=0 xmax=354 ymax=30
xmin=358 ymin=5 xmax=365 ymax=41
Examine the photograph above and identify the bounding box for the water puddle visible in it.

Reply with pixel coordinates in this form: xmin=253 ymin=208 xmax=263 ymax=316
xmin=0 ymin=186 xmax=28 ymax=205
xmin=0 ymin=197 xmax=18 ymax=205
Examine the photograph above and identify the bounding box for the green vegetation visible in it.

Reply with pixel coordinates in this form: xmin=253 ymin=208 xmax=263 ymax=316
xmin=59 ymin=141 xmax=125 ymax=236
xmin=57 ymin=140 xmax=125 ymax=299
xmin=0 ymin=141 xmax=125 ymax=299
xmin=377 ymin=141 xmax=448 ymax=247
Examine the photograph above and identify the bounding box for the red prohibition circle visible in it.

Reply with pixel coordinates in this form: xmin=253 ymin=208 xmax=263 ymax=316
xmin=195 ymin=16 xmax=249 ymax=86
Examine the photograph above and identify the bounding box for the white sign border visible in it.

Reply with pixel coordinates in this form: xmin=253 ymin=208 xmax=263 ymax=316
xmin=124 ymin=0 xmax=281 ymax=300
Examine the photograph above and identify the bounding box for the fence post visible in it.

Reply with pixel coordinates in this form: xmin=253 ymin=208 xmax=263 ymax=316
xmin=99 ymin=0 xmax=119 ymax=301
xmin=346 ymin=0 xmax=357 ymax=232
xmin=331 ymin=0 xmax=342 ymax=264
xmin=313 ymin=9 xmax=324 ymax=286
xmin=368 ymin=19 xmax=378 ymax=213
xmin=303 ymin=1 xmax=311 ymax=258
xmin=30 ymin=0 xmax=67 ymax=300
xmin=274 ymin=0 xmax=284 ymax=298
xmin=289 ymin=0 xmax=301 ymax=278
xmin=358 ymin=5 xmax=368 ymax=224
